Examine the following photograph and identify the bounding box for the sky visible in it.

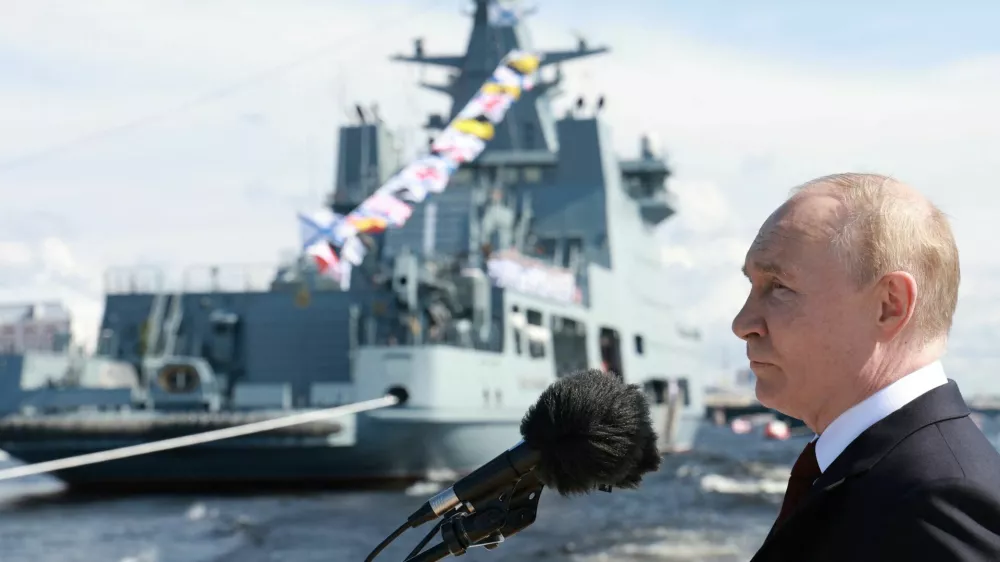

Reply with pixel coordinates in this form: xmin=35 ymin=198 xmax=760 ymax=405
xmin=1 ymin=0 xmax=999 ymax=392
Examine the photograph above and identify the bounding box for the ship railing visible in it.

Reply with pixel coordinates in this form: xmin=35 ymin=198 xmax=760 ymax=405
xmin=104 ymin=263 xmax=284 ymax=295
xmin=103 ymin=266 xmax=166 ymax=294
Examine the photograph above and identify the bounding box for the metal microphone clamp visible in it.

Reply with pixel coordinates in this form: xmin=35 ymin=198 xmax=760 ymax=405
xmin=404 ymin=470 xmax=545 ymax=561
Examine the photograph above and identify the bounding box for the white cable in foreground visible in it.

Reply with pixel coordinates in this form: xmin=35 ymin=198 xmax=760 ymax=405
xmin=0 ymin=394 xmax=399 ymax=482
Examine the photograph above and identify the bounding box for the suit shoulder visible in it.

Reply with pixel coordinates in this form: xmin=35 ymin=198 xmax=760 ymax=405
xmin=899 ymin=477 xmax=1000 ymax=508
xmin=934 ymin=416 xmax=1000 ymax=482
xmin=871 ymin=477 xmax=1000 ymax=561
xmin=876 ymin=416 xmax=1000 ymax=491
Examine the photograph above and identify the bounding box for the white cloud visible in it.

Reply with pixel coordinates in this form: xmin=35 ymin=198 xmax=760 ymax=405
xmin=663 ymin=179 xmax=741 ymax=235
xmin=39 ymin=237 xmax=77 ymax=274
xmin=660 ymin=246 xmax=695 ymax=269
xmin=0 ymin=242 xmax=34 ymax=266
xmin=652 ymin=179 xmax=754 ymax=378
xmin=0 ymin=1 xmax=998 ymax=393
xmin=0 ymin=237 xmax=93 ymax=283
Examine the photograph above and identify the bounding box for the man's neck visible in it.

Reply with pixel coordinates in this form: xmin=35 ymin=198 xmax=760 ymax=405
xmin=807 ymin=341 xmax=944 ymax=435
xmin=812 ymin=360 xmax=948 ymax=472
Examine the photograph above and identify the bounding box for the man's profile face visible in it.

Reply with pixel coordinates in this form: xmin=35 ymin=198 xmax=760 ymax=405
xmin=731 ymin=193 xmax=875 ymax=422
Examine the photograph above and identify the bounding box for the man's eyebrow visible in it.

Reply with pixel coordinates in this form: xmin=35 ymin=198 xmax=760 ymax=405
xmin=742 ymin=261 xmax=787 ymax=279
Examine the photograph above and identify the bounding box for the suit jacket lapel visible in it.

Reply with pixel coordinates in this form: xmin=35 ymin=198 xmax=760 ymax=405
xmin=752 ymin=380 xmax=971 ymax=559
xmin=756 ymin=469 xmax=852 ymax=556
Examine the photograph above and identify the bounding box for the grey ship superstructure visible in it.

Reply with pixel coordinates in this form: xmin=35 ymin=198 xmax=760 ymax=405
xmin=0 ymin=0 xmax=708 ymax=489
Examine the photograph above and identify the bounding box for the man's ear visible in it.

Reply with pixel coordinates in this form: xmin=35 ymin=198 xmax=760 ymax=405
xmin=875 ymin=271 xmax=918 ymax=342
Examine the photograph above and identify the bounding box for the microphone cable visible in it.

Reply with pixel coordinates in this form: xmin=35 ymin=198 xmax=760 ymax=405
xmin=406 ymin=520 xmax=444 ymax=560
xmin=364 ymin=517 xmax=443 ymax=562
xmin=364 ymin=521 xmax=410 ymax=562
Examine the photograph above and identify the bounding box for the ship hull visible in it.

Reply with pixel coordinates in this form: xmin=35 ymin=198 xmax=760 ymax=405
xmin=0 ymin=408 xmax=703 ymax=491
xmin=0 ymin=410 xmax=517 ymax=490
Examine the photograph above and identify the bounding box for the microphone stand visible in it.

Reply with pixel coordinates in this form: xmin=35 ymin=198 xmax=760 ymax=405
xmin=404 ymin=471 xmax=545 ymax=562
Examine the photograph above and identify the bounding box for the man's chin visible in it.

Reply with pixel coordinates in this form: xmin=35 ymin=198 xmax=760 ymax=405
xmin=754 ymin=378 xmax=783 ymax=411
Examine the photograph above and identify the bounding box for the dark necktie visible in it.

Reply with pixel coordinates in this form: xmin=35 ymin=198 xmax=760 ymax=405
xmin=775 ymin=439 xmax=821 ymax=526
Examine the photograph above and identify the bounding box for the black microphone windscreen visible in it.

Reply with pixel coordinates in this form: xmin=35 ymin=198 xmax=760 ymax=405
xmin=519 ymin=369 xmax=662 ymax=496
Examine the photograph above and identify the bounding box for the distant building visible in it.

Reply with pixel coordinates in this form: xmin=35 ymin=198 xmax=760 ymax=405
xmin=0 ymin=302 xmax=73 ymax=354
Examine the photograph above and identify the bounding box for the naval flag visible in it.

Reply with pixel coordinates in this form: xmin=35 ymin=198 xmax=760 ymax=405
xmin=294 ymin=49 xmax=542 ymax=288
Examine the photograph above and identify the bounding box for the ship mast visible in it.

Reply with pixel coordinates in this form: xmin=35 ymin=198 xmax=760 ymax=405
xmin=390 ymin=0 xmax=609 ymax=154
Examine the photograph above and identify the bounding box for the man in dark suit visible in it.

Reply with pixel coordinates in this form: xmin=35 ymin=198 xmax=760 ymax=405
xmin=733 ymin=173 xmax=1000 ymax=561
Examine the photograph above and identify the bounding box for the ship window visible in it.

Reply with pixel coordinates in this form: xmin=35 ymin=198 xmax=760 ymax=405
xmin=532 ymin=237 xmax=557 ymax=261
xmin=526 ymin=309 xmax=545 ymax=359
xmin=677 ymin=377 xmax=690 ymax=407
xmin=551 ymin=316 xmax=587 ymax=377
xmin=523 ymin=166 xmax=542 ymax=183
xmin=563 ymin=236 xmax=583 ymax=268
xmin=526 ymin=309 xmax=542 ymax=325
xmin=644 ymin=379 xmax=667 ymax=404
xmin=599 ymin=327 xmax=624 ymax=380
xmin=634 ymin=334 xmax=644 ymax=355
xmin=655 ymin=378 xmax=691 ymax=408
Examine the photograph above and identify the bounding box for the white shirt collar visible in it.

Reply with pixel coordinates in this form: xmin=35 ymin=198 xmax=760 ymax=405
xmin=813 ymin=360 xmax=948 ymax=473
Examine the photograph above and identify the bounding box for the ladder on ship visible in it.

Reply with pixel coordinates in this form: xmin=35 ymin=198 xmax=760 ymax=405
xmin=143 ymin=291 xmax=185 ymax=359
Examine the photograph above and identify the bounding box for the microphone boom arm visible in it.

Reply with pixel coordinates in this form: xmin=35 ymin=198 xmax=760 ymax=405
xmin=404 ymin=470 xmax=545 ymax=561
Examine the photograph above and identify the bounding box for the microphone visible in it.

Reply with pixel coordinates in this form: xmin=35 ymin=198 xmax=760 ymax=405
xmin=405 ymin=368 xmax=662 ymax=528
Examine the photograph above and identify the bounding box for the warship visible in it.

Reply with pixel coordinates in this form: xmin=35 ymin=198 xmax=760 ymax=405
xmin=0 ymin=0 xmax=711 ymax=490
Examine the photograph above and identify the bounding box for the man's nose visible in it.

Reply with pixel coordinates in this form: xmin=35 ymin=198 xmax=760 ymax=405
xmin=732 ymin=299 xmax=766 ymax=341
